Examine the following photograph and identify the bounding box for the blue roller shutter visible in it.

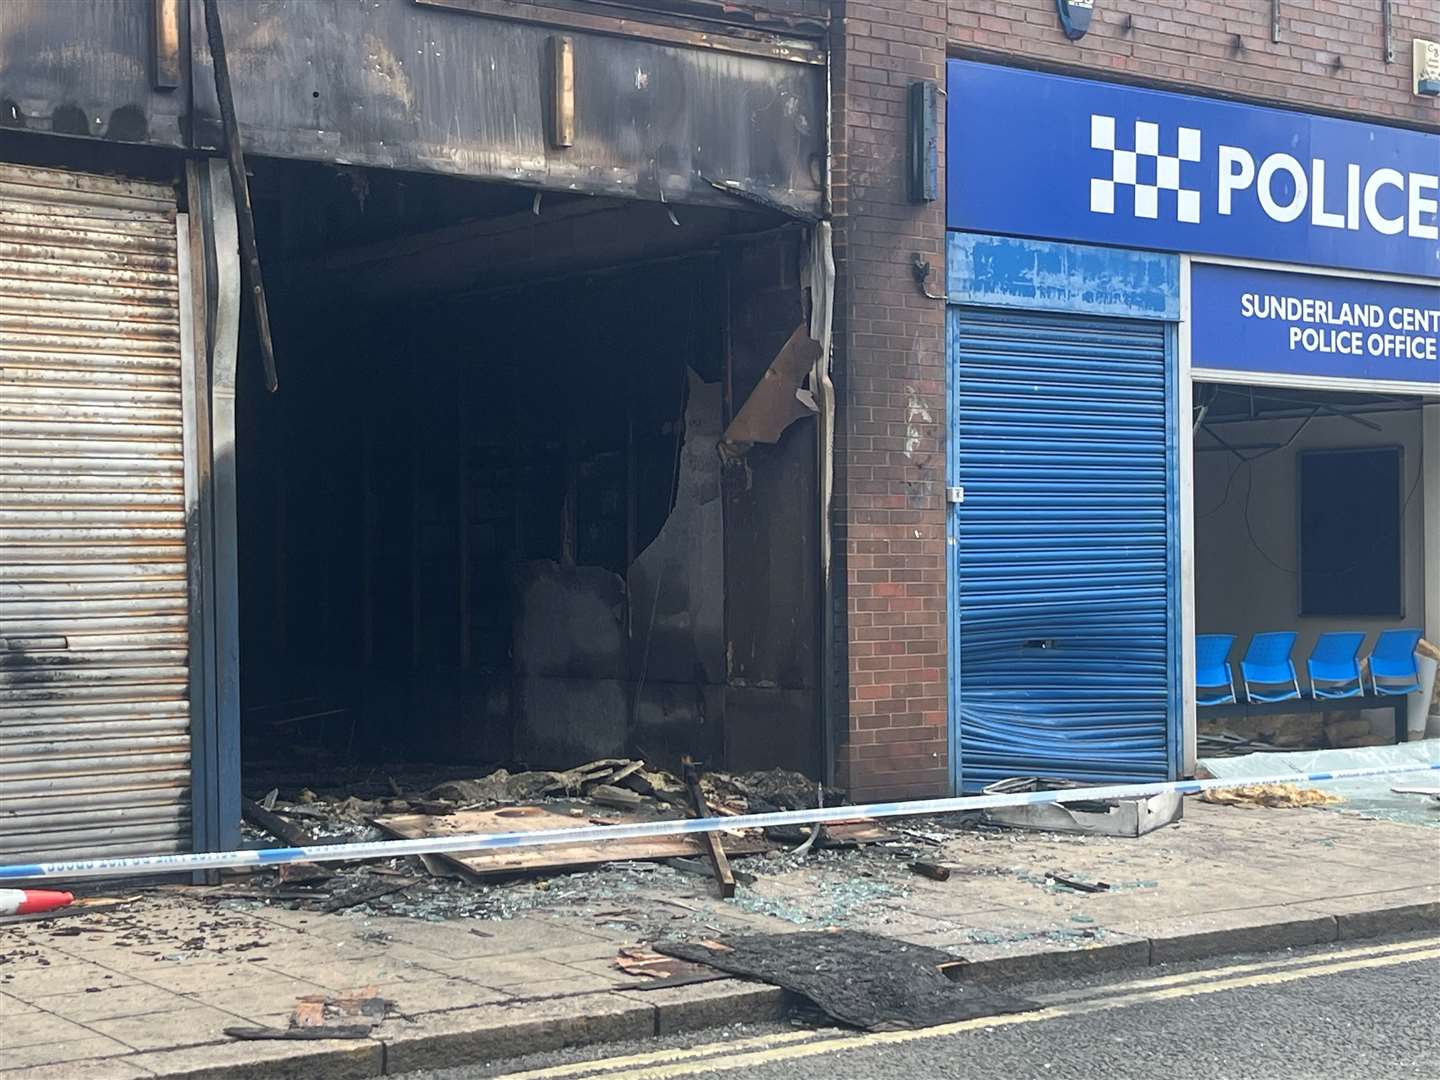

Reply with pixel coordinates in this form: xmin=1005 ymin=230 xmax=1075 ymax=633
xmin=949 ymin=306 xmax=1177 ymax=789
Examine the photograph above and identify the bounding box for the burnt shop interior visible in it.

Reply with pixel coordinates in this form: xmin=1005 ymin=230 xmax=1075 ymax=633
xmin=230 ymin=157 xmax=825 ymax=790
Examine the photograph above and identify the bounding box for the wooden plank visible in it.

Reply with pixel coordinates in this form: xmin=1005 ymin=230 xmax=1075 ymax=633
xmin=202 ymin=0 xmax=278 ymax=392
xmin=241 ymin=796 xmax=320 ymax=848
xmin=683 ymin=761 xmax=736 ymax=899
xmin=371 ymin=805 xmax=768 ymax=881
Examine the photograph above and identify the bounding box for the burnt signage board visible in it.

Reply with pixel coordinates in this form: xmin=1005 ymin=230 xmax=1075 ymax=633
xmin=0 ymin=0 xmax=825 ymax=215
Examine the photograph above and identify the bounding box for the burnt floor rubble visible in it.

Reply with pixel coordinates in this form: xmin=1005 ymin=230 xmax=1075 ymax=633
xmin=230 ymin=759 xmax=892 ymax=924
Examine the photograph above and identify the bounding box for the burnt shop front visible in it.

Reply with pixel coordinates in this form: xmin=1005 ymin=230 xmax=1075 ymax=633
xmin=942 ymin=61 xmax=1440 ymax=792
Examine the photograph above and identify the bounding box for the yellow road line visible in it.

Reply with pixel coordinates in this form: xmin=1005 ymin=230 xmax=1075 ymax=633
xmin=500 ymin=936 xmax=1436 ymax=1080
xmin=1080 ymin=948 xmax=1440 ymax=1012
xmin=496 ymin=1029 xmax=838 ymax=1080
xmin=528 ymin=947 xmax=1440 ymax=1080
xmin=1038 ymin=934 xmax=1440 ymax=1004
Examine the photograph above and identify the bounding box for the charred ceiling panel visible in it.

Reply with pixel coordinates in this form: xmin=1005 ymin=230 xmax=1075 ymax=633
xmin=188 ymin=0 xmax=824 ymax=214
xmin=0 ymin=0 xmax=190 ymax=146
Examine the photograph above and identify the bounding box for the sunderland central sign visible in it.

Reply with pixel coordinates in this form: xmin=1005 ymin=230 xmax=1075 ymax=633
xmin=1191 ymin=263 xmax=1440 ymax=389
xmin=947 ymin=62 xmax=1440 ymax=279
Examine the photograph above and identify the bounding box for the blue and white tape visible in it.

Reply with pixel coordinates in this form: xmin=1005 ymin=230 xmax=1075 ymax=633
xmin=1 ymin=762 xmax=1435 ymax=883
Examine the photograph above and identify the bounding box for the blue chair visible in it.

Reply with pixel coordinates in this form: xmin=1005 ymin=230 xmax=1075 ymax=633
xmin=1196 ymin=634 xmax=1237 ymax=705
xmin=1307 ymin=632 xmax=1367 ymax=699
xmin=1367 ymin=629 xmax=1424 ymax=695
xmin=1241 ymin=632 xmax=1302 ymax=703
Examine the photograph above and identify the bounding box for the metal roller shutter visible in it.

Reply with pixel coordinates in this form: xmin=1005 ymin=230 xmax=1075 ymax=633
xmin=950 ymin=306 xmax=1176 ymax=789
xmin=0 ymin=163 xmax=191 ymax=863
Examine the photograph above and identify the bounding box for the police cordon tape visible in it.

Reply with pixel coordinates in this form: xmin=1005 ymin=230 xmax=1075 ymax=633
xmin=2 ymin=762 xmax=1436 ymax=883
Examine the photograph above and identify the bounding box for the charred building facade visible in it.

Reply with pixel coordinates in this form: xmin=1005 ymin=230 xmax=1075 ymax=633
xmin=0 ymin=0 xmax=834 ymax=863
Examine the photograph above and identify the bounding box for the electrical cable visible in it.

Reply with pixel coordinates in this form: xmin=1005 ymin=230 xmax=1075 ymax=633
xmin=1194 ymin=401 xmax=1423 ymax=585
xmin=1240 ymin=452 xmax=1422 ymax=578
xmin=1194 ymin=410 xmax=1317 ymax=521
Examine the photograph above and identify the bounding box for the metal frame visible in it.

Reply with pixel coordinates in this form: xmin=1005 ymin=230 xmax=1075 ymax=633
xmin=945 ymin=307 xmax=962 ymax=793
xmin=1199 ymin=693 xmax=1408 ymax=746
xmin=1178 ymin=256 xmax=1197 ymax=774
xmin=182 ymin=160 xmax=243 ymax=856
xmin=208 ymin=159 xmax=243 ymax=854
xmin=178 ymin=208 xmax=217 ymax=860
xmin=1164 ymin=320 xmax=1185 ymax=779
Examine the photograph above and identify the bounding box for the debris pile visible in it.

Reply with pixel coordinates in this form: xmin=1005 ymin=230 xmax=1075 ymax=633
xmin=1201 ymin=783 xmax=1343 ymax=809
xmin=229 ymin=758 xmax=896 ymax=920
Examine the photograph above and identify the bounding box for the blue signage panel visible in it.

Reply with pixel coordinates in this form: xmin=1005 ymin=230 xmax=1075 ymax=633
xmin=947 ymin=61 xmax=1440 ymax=279
xmin=1190 ymin=263 xmax=1440 ymax=387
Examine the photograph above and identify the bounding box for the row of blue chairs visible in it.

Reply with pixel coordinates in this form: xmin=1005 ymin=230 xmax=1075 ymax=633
xmin=1197 ymin=629 xmax=1425 ymax=706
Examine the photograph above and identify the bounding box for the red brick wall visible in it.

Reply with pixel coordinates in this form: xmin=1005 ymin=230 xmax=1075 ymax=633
xmin=830 ymin=1 xmax=951 ymax=801
xmin=949 ymin=1 xmax=1440 ymax=129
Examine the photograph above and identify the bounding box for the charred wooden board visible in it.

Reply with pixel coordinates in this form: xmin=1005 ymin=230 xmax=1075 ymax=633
xmin=372 ymin=805 xmax=770 ymax=880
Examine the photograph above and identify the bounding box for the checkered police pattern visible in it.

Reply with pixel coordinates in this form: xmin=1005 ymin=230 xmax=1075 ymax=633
xmin=1090 ymin=115 xmax=1202 ymax=223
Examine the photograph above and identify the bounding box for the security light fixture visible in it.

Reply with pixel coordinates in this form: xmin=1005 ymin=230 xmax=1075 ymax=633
xmin=1415 ymin=38 xmax=1440 ymax=97
xmin=1056 ymin=0 xmax=1095 ymax=41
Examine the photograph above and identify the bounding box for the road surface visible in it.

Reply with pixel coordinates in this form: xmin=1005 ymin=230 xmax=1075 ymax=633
xmin=400 ymin=935 xmax=1439 ymax=1080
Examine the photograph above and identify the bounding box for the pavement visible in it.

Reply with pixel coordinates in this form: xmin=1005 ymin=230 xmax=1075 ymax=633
xmin=1 ymin=800 xmax=1437 ymax=1079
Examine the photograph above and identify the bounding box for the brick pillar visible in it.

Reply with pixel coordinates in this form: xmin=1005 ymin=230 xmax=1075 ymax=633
xmin=830 ymin=1 xmax=949 ymax=800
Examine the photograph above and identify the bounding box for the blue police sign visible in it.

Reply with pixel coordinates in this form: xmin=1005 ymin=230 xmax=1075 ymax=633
xmin=947 ymin=62 xmax=1440 ymax=279
xmin=1190 ymin=263 xmax=1440 ymax=387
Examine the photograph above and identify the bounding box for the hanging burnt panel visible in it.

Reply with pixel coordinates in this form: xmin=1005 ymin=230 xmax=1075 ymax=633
xmin=720 ymin=231 xmax=820 ymax=776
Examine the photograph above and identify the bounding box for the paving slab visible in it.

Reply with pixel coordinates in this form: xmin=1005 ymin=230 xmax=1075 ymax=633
xmin=0 ymin=1056 xmax=155 ymax=1080
xmin=28 ymin=980 xmax=188 ymax=1024
xmin=253 ymin=954 xmax=440 ymax=991
xmin=4 ymin=961 xmax=138 ymax=998
xmin=408 ymin=953 xmax=617 ymax=993
xmin=0 ymin=1035 xmax=138 ymax=1072
xmin=0 ymin=992 xmax=44 ymax=1018
xmin=1 ymin=1008 xmax=105 ymax=1050
xmin=86 ymin=1004 xmax=255 ymax=1053
xmin=0 ymin=944 xmax=95 ymax=972
xmin=371 ymin=975 xmax=512 ymax=1018
xmin=183 ymin=976 xmax=337 ymax=1025
xmin=124 ymin=960 xmax=274 ymax=997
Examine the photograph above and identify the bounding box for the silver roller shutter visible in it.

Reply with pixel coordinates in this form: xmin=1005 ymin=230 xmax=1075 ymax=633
xmin=0 ymin=162 xmax=191 ymax=864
